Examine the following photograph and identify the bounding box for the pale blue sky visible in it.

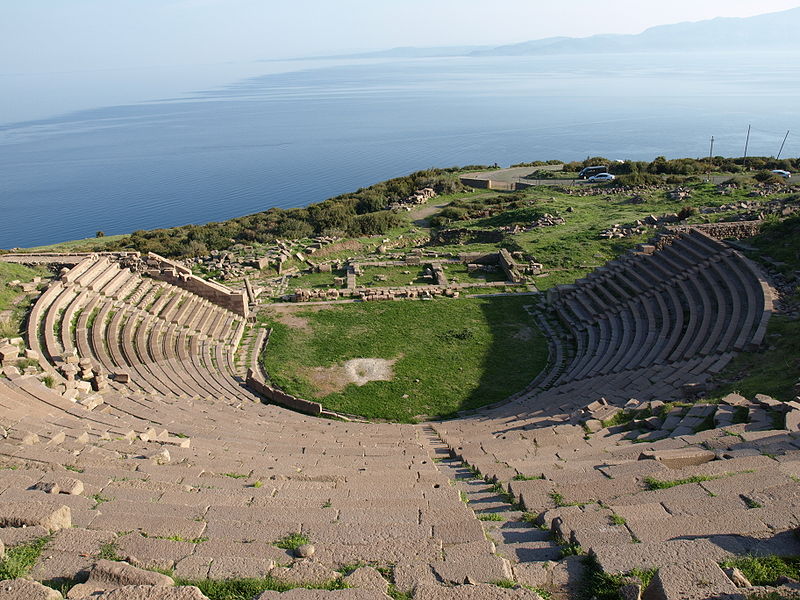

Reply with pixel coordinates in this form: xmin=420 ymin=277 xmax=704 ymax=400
xmin=3 ymin=0 xmax=800 ymax=73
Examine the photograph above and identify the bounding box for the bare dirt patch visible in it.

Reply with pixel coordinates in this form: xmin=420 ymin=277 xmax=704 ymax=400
xmin=266 ymin=305 xmax=327 ymax=331
xmin=306 ymin=357 xmax=397 ymax=397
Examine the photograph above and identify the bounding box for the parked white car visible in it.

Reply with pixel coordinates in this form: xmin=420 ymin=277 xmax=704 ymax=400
xmin=587 ymin=173 xmax=616 ymax=182
xmin=772 ymin=169 xmax=791 ymax=178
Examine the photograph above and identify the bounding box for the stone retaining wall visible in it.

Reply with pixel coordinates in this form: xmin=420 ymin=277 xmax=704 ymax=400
xmin=146 ymin=252 xmax=248 ymax=317
xmin=245 ymin=368 xmax=322 ymax=416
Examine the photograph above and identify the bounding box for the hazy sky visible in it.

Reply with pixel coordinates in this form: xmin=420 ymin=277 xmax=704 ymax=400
xmin=4 ymin=0 xmax=800 ymax=73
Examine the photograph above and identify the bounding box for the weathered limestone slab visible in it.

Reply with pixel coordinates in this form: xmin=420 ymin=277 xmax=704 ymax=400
xmin=638 ymin=448 xmax=716 ymax=468
xmin=343 ymin=566 xmax=389 ymax=593
xmin=592 ymin=538 xmax=743 ymax=574
xmin=78 ymin=586 xmax=210 ymax=600
xmin=257 ymin=590 xmax=385 ymax=600
xmin=66 ymin=560 xmax=174 ymax=598
xmin=641 ymin=560 xmax=736 ymax=600
xmin=0 ymin=502 xmax=71 ymax=531
xmin=414 ymin=583 xmax=545 ymax=600
xmin=0 ymin=579 xmax=62 ymax=600
xmin=432 ymin=554 xmax=513 ymax=585
xmin=270 ymin=561 xmax=341 ymax=586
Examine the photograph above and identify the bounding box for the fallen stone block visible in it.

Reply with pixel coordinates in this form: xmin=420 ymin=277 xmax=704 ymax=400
xmin=75 ymin=586 xmax=209 ymax=599
xmin=343 ymin=566 xmax=389 ymax=593
xmin=786 ymin=409 xmax=800 ymax=432
xmin=0 ymin=579 xmax=63 ymax=599
xmin=270 ymin=561 xmax=341 ymax=586
xmin=31 ymin=481 xmax=60 ymax=494
xmin=638 ymin=447 xmax=715 ymax=468
xmin=642 ymin=560 xmax=737 ymax=600
xmin=66 ymin=559 xmax=174 ymax=598
xmin=55 ymin=477 xmax=84 ymax=496
xmin=0 ymin=345 xmax=20 ymax=362
xmin=0 ymin=503 xmax=71 ymax=531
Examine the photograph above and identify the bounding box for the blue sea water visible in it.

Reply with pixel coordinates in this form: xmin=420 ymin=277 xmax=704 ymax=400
xmin=1 ymin=50 xmax=799 ymax=248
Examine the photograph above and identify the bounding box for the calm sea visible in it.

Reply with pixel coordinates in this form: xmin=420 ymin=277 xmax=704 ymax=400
xmin=2 ymin=51 xmax=799 ymax=248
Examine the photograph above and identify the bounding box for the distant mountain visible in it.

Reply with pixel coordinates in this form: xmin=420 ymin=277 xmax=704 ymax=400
xmin=471 ymin=7 xmax=800 ymax=56
xmin=308 ymin=7 xmax=800 ymax=61
xmin=289 ymin=46 xmax=491 ymax=61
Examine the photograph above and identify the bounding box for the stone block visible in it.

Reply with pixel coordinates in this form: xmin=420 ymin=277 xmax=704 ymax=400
xmin=642 ymin=560 xmax=736 ymax=600
xmin=786 ymin=409 xmax=800 ymax=432
xmin=0 ymin=502 xmax=71 ymax=531
xmin=270 ymin=561 xmax=340 ymax=586
xmin=66 ymin=559 xmax=174 ymax=598
xmin=0 ymin=344 xmax=20 ymax=362
xmin=75 ymin=586 xmax=209 ymax=599
xmin=638 ymin=447 xmax=715 ymax=468
xmin=0 ymin=579 xmax=63 ymax=599
xmin=343 ymin=566 xmax=389 ymax=593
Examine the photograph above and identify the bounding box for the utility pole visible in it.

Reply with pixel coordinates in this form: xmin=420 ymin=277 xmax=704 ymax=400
xmin=777 ymin=130 xmax=790 ymax=159
xmin=743 ymin=124 xmax=751 ymax=170
xmin=709 ymin=136 xmax=714 ymax=159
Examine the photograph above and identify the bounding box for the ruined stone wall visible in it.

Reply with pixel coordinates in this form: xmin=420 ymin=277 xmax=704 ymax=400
xmin=667 ymin=221 xmax=765 ymax=240
xmin=146 ymin=252 xmax=248 ymax=317
xmin=499 ymin=248 xmax=525 ymax=284
xmin=246 ymin=369 xmax=322 ymax=416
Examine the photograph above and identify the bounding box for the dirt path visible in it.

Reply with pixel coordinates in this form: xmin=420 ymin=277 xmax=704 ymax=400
xmin=408 ymin=192 xmax=495 ymax=228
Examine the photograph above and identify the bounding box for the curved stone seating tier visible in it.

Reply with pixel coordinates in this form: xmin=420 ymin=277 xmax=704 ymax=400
xmin=25 ymin=255 xmax=253 ymax=406
xmin=537 ymin=230 xmax=770 ymax=393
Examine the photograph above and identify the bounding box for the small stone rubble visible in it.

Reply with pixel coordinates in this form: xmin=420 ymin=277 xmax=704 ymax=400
xmin=389 ymin=187 xmax=437 ymax=211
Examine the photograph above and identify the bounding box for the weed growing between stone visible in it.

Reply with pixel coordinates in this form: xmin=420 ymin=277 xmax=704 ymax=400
xmin=0 ymin=536 xmax=51 ymax=580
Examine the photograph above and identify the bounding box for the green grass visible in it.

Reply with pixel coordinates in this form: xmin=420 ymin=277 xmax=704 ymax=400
xmin=387 ymin=584 xmax=413 ymax=600
xmin=609 ymin=514 xmax=627 ymax=526
xmin=89 ymin=493 xmax=112 ymax=508
xmin=260 ymin=296 xmax=548 ymax=422
xmin=643 ymin=474 xmax=720 ymax=490
xmin=0 ymin=262 xmax=51 ymax=337
xmin=289 ymin=269 xmax=347 ymax=290
xmin=0 ymin=536 xmax=51 ymax=579
xmin=721 ymin=555 xmax=800 ymax=586
xmin=490 ymin=580 xmax=552 ymax=597
xmin=273 ymin=533 xmax=310 ymax=551
xmin=490 ymin=482 xmax=521 ymax=509
xmin=429 ymin=180 xmax=775 ymax=290
xmin=174 ymin=576 xmax=347 ymax=600
xmin=477 ymin=513 xmax=504 ymax=521
xmin=359 ymin=265 xmax=432 ymax=288
xmin=97 ymin=541 xmax=123 ymax=561
xmin=580 ymin=555 xmax=657 ymax=600
xmin=16 ymin=234 xmax=127 ymax=253
xmin=512 ymin=474 xmax=545 ymax=481
xmin=709 ymin=316 xmax=800 ymax=403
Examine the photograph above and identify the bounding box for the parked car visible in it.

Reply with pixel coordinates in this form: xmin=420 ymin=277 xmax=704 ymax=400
xmin=578 ymin=165 xmax=609 ymax=179
xmin=772 ymin=169 xmax=792 ymax=178
xmin=587 ymin=173 xmax=616 ymax=182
